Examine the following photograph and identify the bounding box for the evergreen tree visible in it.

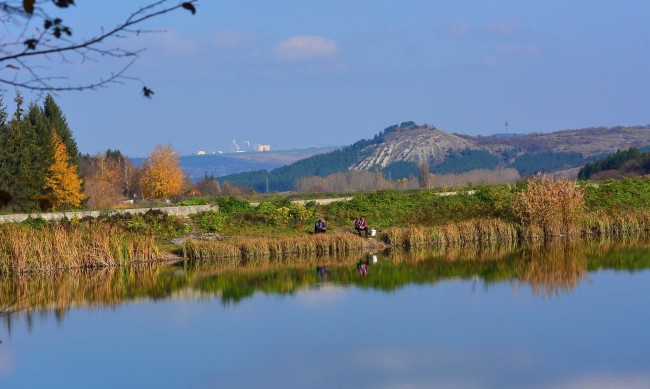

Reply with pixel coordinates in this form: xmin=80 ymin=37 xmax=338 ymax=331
xmin=0 ymin=96 xmax=11 ymax=207
xmin=43 ymin=94 xmax=80 ymax=167
xmin=0 ymin=93 xmax=43 ymax=210
xmin=44 ymin=131 xmax=84 ymax=210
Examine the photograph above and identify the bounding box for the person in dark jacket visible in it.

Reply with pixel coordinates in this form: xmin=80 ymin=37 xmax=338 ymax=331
xmin=314 ymin=218 xmax=327 ymax=233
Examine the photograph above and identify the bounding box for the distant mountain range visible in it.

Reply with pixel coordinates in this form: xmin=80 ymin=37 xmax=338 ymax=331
xmin=133 ymin=147 xmax=336 ymax=181
xmin=214 ymin=122 xmax=650 ymax=191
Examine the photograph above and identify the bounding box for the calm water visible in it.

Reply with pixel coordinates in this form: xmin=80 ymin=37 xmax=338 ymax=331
xmin=1 ymin=240 xmax=650 ymax=388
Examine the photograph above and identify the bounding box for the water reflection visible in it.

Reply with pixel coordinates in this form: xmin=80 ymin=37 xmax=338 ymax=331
xmin=2 ymin=237 xmax=650 ymax=323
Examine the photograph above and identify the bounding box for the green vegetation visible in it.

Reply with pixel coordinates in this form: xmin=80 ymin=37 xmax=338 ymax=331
xmin=584 ymin=178 xmax=650 ymax=211
xmin=381 ymin=161 xmax=419 ymax=180
xmin=508 ymin=151 xmax=583 ymax=176
xmin=3 ymin=239 xmax=650 ymax=315
xmin=218 ymin=122 xmax=424 ymax=192
xmin=430 ymin=148 xmax=499 ymax=174
xmin=0 ymin=93 xmax=81 ymax=212
xmin=4 ymin=176 xmax=650 ymax=274
xmin=578 ymin=147 xmax=650 ymax=179
xmin=219 ymin=138 xmax=378 ymax=192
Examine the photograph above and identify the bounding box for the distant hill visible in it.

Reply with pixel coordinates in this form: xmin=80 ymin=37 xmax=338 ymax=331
xmin=133 ymin=147 xmax=336 ymax=181
xmin=459 ymin=126 xmax=650 ymax=157
xmin=218 ymin=123 xmax=650 ymax=191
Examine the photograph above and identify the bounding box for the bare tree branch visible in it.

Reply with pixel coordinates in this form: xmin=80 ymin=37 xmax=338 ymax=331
xmin=0 ymin=0 xmax=198 ymax=94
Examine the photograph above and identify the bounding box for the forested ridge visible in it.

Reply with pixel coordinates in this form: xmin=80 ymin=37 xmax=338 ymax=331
xmin=218 ymin=123 xmax=650 ymax=191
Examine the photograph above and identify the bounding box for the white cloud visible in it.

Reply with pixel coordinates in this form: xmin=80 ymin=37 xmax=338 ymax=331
xmin=136 ymin=29 xmax=197 ymax=56
xmin=486 ymin=17 xmax=526 ymax=36
xmin=273 ymin=35 xmax=340 ymax=62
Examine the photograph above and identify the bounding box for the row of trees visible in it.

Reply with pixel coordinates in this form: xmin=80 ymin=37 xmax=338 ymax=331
xmin=0 ymin=93 xmax=193 ymax=212
xmin=294 ymin=168 xmax=521 ymax=193
xmin=0 ymin=93 xmax=81 ymax=211
xmin=578 ymin=147 xmax=649 ymax=180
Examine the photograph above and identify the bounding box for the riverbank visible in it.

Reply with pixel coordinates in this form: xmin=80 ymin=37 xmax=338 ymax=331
xmin=2 ymin=176 xmax=650 ymax=274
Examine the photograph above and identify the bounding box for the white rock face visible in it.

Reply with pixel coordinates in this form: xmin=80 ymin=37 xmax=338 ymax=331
xmin=352 ymin=124 xmax=478 ymax=170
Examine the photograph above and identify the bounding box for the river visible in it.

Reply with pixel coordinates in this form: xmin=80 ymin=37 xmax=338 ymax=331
xmin=1 ymin=238 xmax=649 ymax=388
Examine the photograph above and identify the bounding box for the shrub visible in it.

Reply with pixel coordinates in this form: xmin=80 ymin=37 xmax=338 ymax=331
xmin=513 ymin=175 xmax=584 ymax=238
xmin=177 ymin=198 xmax=208 ymax=206
xmin=191 ymin=210 xmax=227 ymax=232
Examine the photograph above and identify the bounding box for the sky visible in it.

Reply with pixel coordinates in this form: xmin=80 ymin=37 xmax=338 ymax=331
xmin=9 ymin=0 xmax=650 ymax=157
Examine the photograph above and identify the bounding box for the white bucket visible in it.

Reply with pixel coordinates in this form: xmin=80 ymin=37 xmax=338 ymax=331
xmin=370 ymin=228 xmax=376 ymax=237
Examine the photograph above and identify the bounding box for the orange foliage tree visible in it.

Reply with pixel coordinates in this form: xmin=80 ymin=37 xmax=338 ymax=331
xmin=84 ymin=153 xmax=124 ymax=208
xmin=140 ymin=144 xmax=184 ymax=199
xmin=44 ymin=131 xmax=84 ymax=210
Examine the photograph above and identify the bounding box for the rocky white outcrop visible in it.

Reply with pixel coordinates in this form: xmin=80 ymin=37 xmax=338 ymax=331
xmin=352 ymin=124 xmax=478 ymax=170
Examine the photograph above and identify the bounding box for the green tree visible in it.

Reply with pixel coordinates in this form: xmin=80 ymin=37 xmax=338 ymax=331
xmin=42 ymin=95 xmax=79 ymax=167
xmin=0 ymin=93 xmax=43 ymax=210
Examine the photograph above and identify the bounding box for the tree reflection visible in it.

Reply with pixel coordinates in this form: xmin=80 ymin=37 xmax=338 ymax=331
xmin=516 ymin=241 xmax=588 ymax=298
xmin=1 ymin=238 xmax=650 ymax=325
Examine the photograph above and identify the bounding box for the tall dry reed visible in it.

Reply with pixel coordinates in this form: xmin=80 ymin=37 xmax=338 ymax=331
xmin=182 ymin=232 xmax=364 ymax=264
xmin=580 ymin=210 xmax=650 ymax=237
xmin=379 ymin=218 xmax=520 ymax=249
xmin=513 ymin=174 xmax=584 ymax=239
xmin=0 ymin=224 xmax=160 ymax=274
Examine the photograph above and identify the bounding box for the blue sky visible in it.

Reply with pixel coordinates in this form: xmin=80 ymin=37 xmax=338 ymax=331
xmin=15 ymin=1 xmax=650 ymax=156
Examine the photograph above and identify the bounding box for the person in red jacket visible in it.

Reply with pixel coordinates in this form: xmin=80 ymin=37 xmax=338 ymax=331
xmin=354 ymin=216 xmax=368 ymax=238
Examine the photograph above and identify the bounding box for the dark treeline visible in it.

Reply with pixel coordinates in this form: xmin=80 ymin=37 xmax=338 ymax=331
xmin=0 ymin=93 xmax=80 ymax=211
xmin=509 ymin=152 xmax=584 ymax=176
xmin=431 ymin=148 xmax=500 ymax=175
xmin=219 ymin=122 xmax=418 ymax=192
xmin=381 ymin=161 xmax=419 ymax=180
xmin=578 ymin=147 xmax=650 ymax=180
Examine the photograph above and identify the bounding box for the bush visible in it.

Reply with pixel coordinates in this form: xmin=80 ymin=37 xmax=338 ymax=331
xmin=191 ymin=210 xmax=227 ymax=232
xmin=177 ymin=198 xmax=208 ymax=206
xmin=513 ymin=175 xmax=584 ymax=238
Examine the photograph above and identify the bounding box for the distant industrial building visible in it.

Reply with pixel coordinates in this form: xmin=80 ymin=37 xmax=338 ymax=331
xmin=255 ymin=144 xmax=271 ymax=152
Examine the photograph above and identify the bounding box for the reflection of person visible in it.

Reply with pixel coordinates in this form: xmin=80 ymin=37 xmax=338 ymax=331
xmin=356 ymin=259 xmax=369 ymax=276
xmin=317 ymin=266 xmax=329 ymax=277
xmin=354 ymin=216 xmax=368 ymax=237
xmin=314 ymin=218 xmax=327 ymax=233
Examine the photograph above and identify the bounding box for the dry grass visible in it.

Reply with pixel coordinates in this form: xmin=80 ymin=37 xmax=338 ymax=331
xmin=513 ymin=174 xmax=584 ymax=238
xmin=379 ymin=218 xmax=520 ymax=249
xmin=0 ymin=224 xmax=160 ymax=274
xmin=580 ymin=210 xmax=650 ymax=237
xmin=182 ymin=232 xmax=365 ymax=264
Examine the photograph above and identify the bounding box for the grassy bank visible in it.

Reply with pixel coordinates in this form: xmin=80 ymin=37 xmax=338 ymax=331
xmin=2 ymin=176 xmax=650 ymax=273
xmin=4 ymin=238 xmax=650 ymax=318
xmin=0 ymin=223 xmax=159 ymax=274
xmin=182 ymin=232 xmax=366 ymax=265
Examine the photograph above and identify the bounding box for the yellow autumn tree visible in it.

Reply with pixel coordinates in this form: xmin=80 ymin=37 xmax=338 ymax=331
xmin=140 ymin=144 xmax=184 ymax=200
xmin=44 ymin=131 xmax=84 ymax=210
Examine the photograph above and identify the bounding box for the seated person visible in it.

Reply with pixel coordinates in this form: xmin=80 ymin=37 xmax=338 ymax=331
xmin=354 ymin=216 xmax=368 ymax=237
xmin=314 ymin=218 xmax=327 ymax=233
